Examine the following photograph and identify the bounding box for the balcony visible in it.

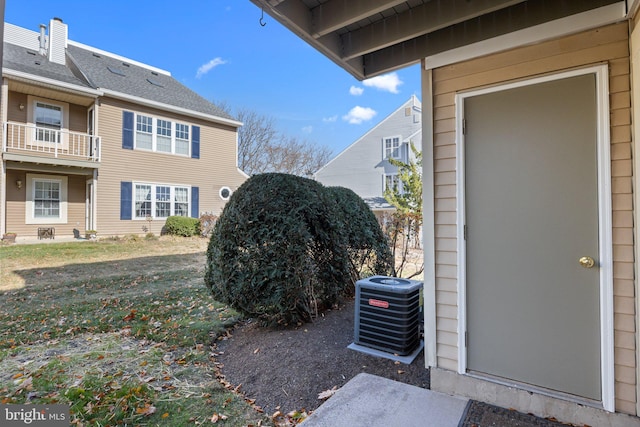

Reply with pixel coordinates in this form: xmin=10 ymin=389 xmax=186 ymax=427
xmin=3 ymin=122 xmax=100 ymax=168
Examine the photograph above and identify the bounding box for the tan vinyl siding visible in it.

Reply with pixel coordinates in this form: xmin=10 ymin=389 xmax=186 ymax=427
xmin=7 ymin=92 xmax=28 ymax=123
xmin=68 ymin=103 xmax=87 ymax=133
xmin=429 ymin=22 xmax=636 ymax=414
xmin=5 ymin=170 xmax=87 ymax=237
xmin=94 ymin=98 xmax=245 ymax=236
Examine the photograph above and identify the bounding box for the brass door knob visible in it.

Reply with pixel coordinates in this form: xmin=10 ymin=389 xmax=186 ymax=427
xmin=579 ymin=256 xmax=595 ymax=269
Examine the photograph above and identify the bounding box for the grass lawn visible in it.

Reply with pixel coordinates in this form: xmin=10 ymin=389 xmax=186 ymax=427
xmin=0 ymin=237 xmax=271 ymax=426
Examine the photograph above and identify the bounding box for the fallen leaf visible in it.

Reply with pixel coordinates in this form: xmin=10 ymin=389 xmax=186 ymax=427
xmin=318 ymin=386 xmax=338 ymax=400
xmin=135 ymin=403 xmax=156 ymax=416
xmin=211 ymin=413 xmax=219 ymax=423
xmin=162 ymin=413 xmax=169 ymax=419
xmin=123 ymin=310 xmax=137 ymax=322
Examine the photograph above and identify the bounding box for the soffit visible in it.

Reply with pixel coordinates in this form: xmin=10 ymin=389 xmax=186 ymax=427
xmin=8 ymin=80 xmax=96 ymax=106
xmin=251 ymin=0 xmax=625 ymax=80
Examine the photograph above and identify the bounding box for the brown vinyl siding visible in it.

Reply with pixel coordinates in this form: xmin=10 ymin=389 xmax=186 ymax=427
xmin=429 ymin=22 xmax=636 ymax=414
xmin=94 ymin=98 xmax=245 ymax=236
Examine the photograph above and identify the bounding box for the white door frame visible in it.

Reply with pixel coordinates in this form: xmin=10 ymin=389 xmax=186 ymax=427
xmin=455 ymin=64 xmax=614 ymax=411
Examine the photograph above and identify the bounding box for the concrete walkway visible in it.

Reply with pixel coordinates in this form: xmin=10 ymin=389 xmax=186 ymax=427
xmin=300 ymin=373 xmax=468 ymax=427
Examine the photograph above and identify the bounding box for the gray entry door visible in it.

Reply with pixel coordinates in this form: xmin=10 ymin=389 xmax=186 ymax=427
xmin=464 ymin=74 xmax=601 ymax=401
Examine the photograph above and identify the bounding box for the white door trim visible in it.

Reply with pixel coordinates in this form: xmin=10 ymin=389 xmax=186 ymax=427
xmin=455 ymin=64 xmax=614 ymax=411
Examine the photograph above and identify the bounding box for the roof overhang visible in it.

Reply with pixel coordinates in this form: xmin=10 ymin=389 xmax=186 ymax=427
xmin=3 ymin=68 xmax=102 ymax=99
xmin=251 ymin=0 xmax=628 ymax=80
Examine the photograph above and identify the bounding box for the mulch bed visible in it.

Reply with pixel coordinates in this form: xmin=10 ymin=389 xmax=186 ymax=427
xmin=214 ymin=299 xmax=573 ymax=426
xmin=214 ymin=299 xmax=429 ymax=415
xmin=459 ymin=400 xmax=570 ymax=427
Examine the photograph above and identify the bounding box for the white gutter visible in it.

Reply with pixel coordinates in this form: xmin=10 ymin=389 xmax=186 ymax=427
xmin=3 ymin=68 xmax=102 ymax=97
xmin=100 ymin=88 xmax=243 ymax=128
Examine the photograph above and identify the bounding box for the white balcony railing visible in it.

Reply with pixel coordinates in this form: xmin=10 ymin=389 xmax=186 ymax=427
xmin=3 ymin=122 xmax=100 ymax=162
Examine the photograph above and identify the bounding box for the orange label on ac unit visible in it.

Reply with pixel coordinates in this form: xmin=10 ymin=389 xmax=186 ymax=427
xmin=368 ymin=299 xmax=389 ymax=309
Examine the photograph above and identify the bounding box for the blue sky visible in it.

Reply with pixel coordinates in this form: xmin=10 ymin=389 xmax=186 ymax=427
xmin=5 ymin=1 xmax=421 ymax=157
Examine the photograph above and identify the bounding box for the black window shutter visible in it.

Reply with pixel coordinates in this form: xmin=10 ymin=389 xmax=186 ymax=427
xmin=120 ymin=181 xmax=132 ymax=220
xmin=191 ymin=186 xmax=199 ymax=218
xmin=122 ymin=111 xmax=134 ymax=150
xmin=191 ymin=125 xmax=200 ymax=159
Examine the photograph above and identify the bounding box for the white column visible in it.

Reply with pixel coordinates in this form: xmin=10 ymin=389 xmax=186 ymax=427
xmin=1 ymin=78 xmax=9 ymax=236
xmin=629 ymin=16 xmax=640 ymax=417
xmin=421 ymin=62 xmax=437 ymax=368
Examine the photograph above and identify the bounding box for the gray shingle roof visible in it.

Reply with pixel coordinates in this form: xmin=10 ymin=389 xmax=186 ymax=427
xmin=4 ymin=42 xmax=92 ymax=88
xmin=363 ymin=197 xmax=395 ymax=211
xmin=66 ymin=44 xmax=234 ymax=121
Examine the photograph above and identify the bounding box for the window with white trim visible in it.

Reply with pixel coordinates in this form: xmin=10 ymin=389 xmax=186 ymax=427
xmin=135 ymin=184 xmax=152 ymax=218
xmin=25 ymin=174 xmax=68 ymax=224
xmin=27 ymin=96 xmax=70 ymax=148
xmin=175 ymin=123 xmax=190 ymax=155
xmin=156 ymin=120 xmax=172 ymax=153
xmin=174 ymin=187 xmax=189 ymax=216
xmin=384 ymin=173 xmax=402 ymax=193
xmin=34 ymin=179 xmax=61 ymax=218
xmin=35 ymin=102 xmax=62 ymax=143
xmin=136 ymin=115 xmax=153 ymax=150
xmin=155 ymin=186 xmax=171 ymax=217
xmin=134 ymin=183 xmax=190 ymax=219
xmin=383 ymin=136 xmax=401 ymax=159
xmin=133 ymin=113 xmax=191 ymax=156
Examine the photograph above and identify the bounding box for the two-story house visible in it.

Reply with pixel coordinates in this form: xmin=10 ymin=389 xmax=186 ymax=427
xmin=314 ymin=95 xmax=422 ymax=220
xmin=1 ymin=18 xmax=246 ymax=240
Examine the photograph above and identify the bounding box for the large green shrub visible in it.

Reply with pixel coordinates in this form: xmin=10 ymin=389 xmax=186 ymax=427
xmin=205 ymin=175 xmax=394 ymax=326
xmin=325 ymin=186 xmax=393 ymax=280
xmin=205 ymin=173 xmax=352 ymax=325
xmin=164 ymin=216 xmax=200 ymax=237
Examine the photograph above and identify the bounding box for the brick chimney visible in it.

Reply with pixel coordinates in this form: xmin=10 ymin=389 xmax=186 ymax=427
xmin=48 ymin=17 xmax=67 ymax=65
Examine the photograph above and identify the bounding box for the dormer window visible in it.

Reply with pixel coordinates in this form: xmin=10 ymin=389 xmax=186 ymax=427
xmin=383 ymin=136 xmax=401 ymax=159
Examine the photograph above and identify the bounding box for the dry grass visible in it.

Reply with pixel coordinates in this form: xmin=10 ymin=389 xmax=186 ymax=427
xmin=0 ymin=237 xmax=271 ymax=426
xmin=0 ymin=235 xmax=208 ymax=291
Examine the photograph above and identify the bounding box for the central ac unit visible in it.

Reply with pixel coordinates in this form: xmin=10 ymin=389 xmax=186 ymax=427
xmin=350 ymin=276 xmax=423 ymax=362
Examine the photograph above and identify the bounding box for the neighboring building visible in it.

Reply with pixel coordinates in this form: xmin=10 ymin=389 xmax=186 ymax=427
xmin=315 ymin=95 xmax=422 ymax=219
xmin=1 ymin=18 xmax=246 ymax=239
xmin=258 ymin=1 xmax=640 ymax=426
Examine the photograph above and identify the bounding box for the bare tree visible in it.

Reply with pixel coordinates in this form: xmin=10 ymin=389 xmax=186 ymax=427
xmin=215 ymin=102 xmax=331 ymax=176
xmin=265 ymin=135 xmax=332 ymax=177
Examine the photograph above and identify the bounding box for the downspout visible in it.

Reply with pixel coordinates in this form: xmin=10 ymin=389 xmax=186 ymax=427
xmin=0 ymin=78 xmax=7 ymax=237
xmin=92 ymin=169 xmax=97 ymax=232
xmin=421 ymin=61 xmax=437 ymax=368
xmin=0 ymin=0 xmax=5 ymax=237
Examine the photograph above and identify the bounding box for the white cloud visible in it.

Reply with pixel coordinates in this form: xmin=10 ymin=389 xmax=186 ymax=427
xmin=302 ymin=125 xmax=313 ymax=134
xmin=349 ymin=86 xmax=364 ymax=96
xmin=196 ymin=57 xmax=228 ymax=78
xmin=322 ymin=115 xmax=338 ymax=123
xmin=363 ymin=72 xmax=403 ymax=94
xmin=342 ymin=106 xmax=377 ymax=125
